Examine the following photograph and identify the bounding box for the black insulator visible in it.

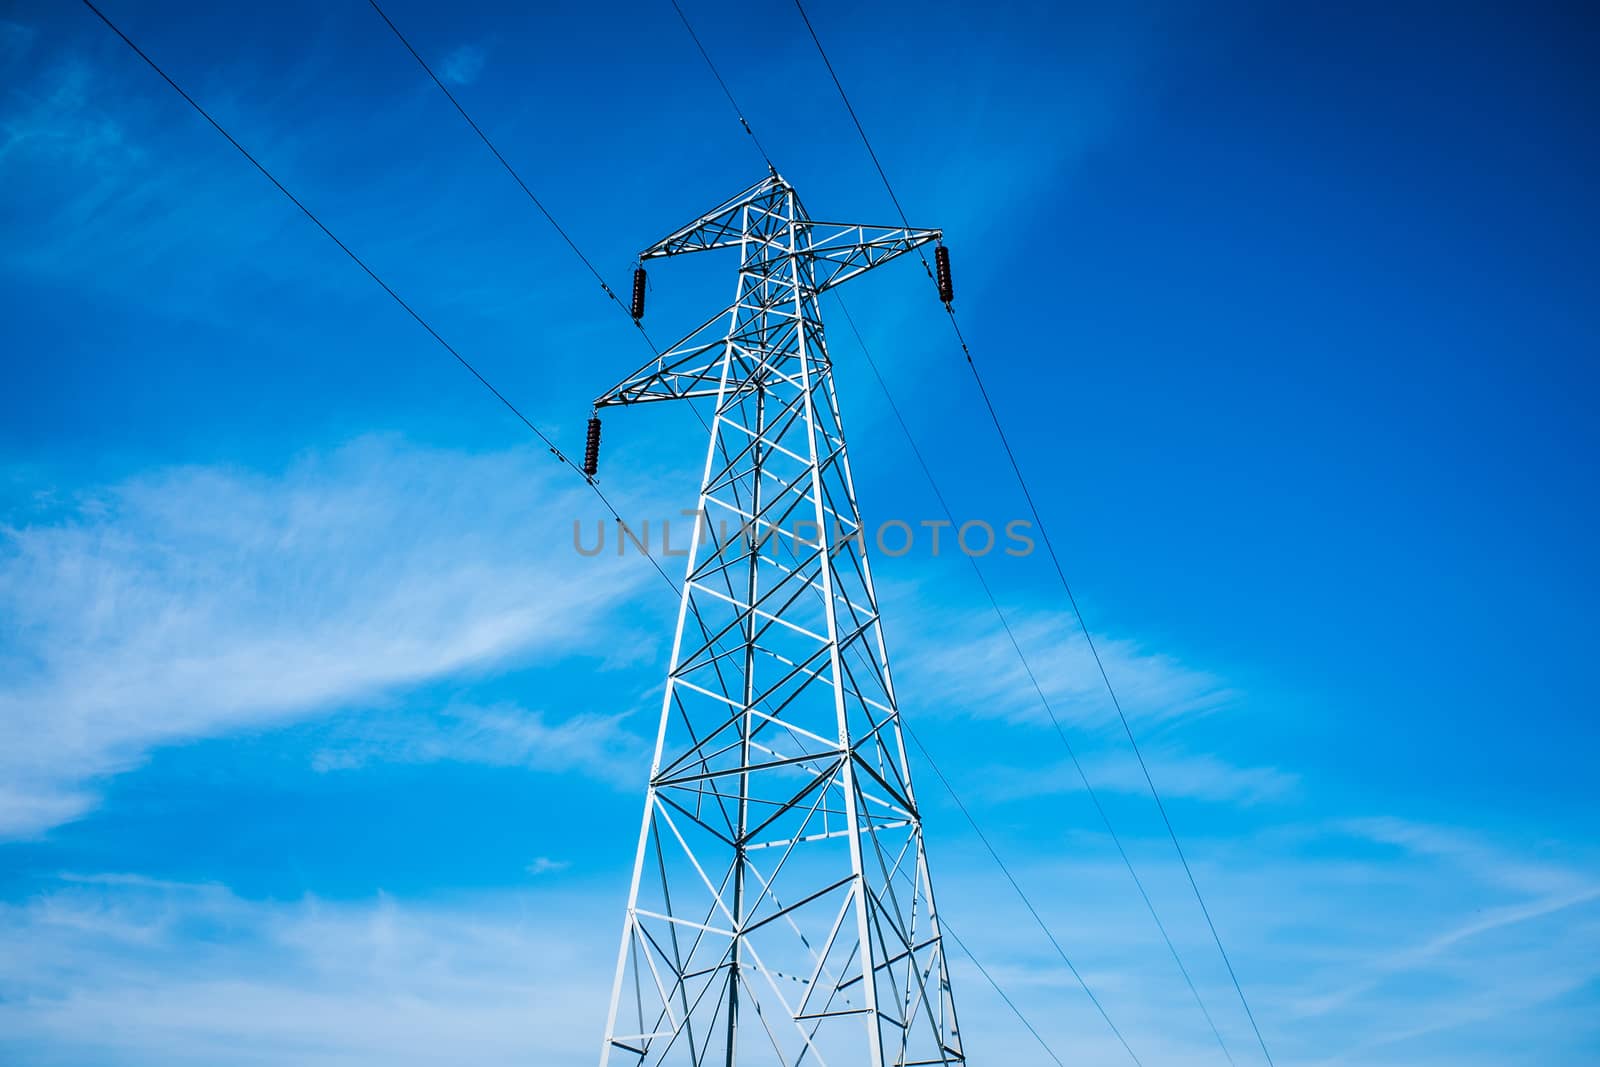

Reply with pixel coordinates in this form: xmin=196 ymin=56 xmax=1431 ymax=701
xmin=630 ymin=267 xmax=647 ymax=321
xmin=583 ymin=416 xmax=603 ymax=478
xmin=935 ymin=244 xmax=954 ymax=304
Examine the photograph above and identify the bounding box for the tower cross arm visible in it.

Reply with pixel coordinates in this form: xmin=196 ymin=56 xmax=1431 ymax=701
xmin=593 ymin=301 xmax=740 ymax=409
xmin=634 ymin=175 xmax=942 ymax=296
xmin=639 ymin=174 xmax=786 ymax=260
xmin=802 ymin=222 xmax=942 ymax=293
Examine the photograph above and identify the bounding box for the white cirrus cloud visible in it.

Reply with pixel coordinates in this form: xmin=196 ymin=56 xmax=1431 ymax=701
xmin=889 ymin=591 xmax=1236 ymax=732
xmin=2 ymin=814 xmax=1598 ymax=1067
xmin=0 ymin=436 xmax=652 ymax=839
xmin=309 ymin=701 xmax=649 ymax=788
xmin=985 ymin=748 xmax=1298 ymax=806
xmin=439 ymin=44 xmax=486 ymax=86
xmin=0 ymin=874 xmax=613 ymax=1067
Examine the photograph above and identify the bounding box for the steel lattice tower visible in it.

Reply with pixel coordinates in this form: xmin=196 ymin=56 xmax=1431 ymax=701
xmin=594 ymin=174 xmax=963 ymax=1067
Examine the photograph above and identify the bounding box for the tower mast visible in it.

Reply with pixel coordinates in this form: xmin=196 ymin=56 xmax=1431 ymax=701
xmin=595 ymin=174 xmax=963 ymax=1067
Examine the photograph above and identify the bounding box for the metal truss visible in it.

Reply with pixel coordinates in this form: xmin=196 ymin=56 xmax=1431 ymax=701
xmin=595 ymin=175 xmax=965 ymax=1067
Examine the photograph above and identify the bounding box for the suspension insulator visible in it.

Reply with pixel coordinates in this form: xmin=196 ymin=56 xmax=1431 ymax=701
xmin=935 ymin=244 xmax=954 ymax=304
xmin=630 ymin=267 xmax=647 ymax=321
xmin=583 ymin=415 xmax=603 ymax=478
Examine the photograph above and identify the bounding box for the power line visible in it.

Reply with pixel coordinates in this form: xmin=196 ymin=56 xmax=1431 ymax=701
xmin=82 ymin=2 xmax=809 ymax=831
xmin=660 ymin=6 xmax=1146 ymax=1066
xmin=940 ymin=916 xmax=1067 ymax=1067
xmin=365 ymin=0 xmax=851 ymax=824
xmin=901 ymin=723 xmax=1143 ymax=1067
xmin=365 ymin=0 xmax=786 ymax=485
xmin=363 ymin=2 xmax=834 ymax=750
xmin=666 ymin=0 xmax=776 ymax=171
xmin=366 ymin=6 xmax=1079 ymax=1047
xmin=76 ymin=0 xmax=688 ymax=598
xmin=363 ymin=0 xmax=772 ymax=483
xmin=663 ymin=0 xmax=1214 ymax=1056
xmin=79 ymin=26 xmax=882 ymax=1057
xmin=788 ymin=0 xmax=916 ymax=241
xmin=834 ymin=299 xmax=1238 ymax=1067
xmin=365 ymin=0 xmax=659 ymax=352
xmin=789 ymin=2 xmax=1278 ymax=1064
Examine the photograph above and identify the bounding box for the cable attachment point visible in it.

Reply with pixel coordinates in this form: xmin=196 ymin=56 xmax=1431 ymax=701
xmin=630 ymin=266 xmax=647 ymax=322
xmin=935 ymin=244 xmax=954 ymax=305
xmin=582 ymin=413 xmax=603 ymax=479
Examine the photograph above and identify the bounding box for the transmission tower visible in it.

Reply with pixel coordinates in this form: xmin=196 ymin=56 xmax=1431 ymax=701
xmin=591 ymin=174 xmax=964 ymax=1067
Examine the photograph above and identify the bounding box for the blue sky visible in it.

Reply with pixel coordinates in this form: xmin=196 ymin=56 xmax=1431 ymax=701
xmin=1 ymin=1 xmax=1597 ymax=1064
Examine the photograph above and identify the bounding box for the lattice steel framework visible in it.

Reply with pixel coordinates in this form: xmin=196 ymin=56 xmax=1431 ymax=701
xmin=593 ymin=175 xmax=964 ymax=1067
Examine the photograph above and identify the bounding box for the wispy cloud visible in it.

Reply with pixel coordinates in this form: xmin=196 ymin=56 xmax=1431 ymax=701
xmin=933 ymin=816 xmax=1600 ymax=1067
xmin=0 ymin=437 xmax=649 ymax=838
xmin=1282 ymin=818 xmax=1600 ymax=1037
xmin=1338 ymin=815 xmax=1595 ymax=896
xmin=0 ymin=53 xmax=139 ymax=169
xmin=0 ymin=34 xmax=518 ymax=323
xmin=987 ymin=748 xmax=1298 ymax=805
xmin=895 ymin=597 xmax=1235 ymax=732
xmin=0 ymin=874 xmax=612 ymax=1066
xmin=0 ymin=19 xmax=39 ymax=70
xmin=438 ymin=45 xmax=486 ymax=87
xmin=3 ymin=818 xmax=1597 ymax=1067
xmin=310 ymin=701 xmax=648 ymax=788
